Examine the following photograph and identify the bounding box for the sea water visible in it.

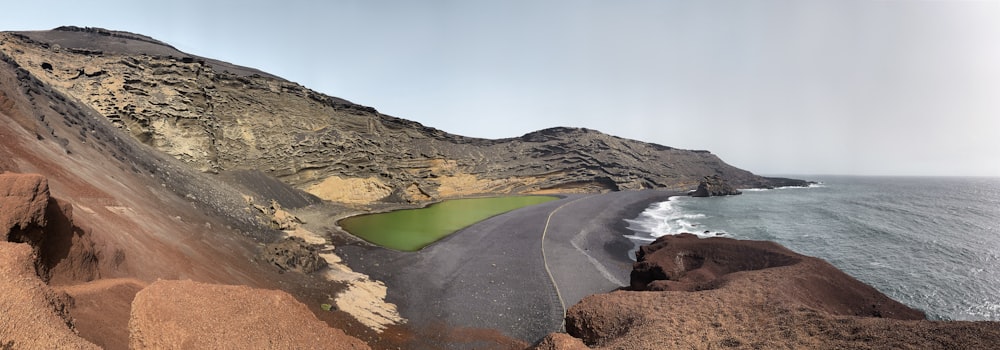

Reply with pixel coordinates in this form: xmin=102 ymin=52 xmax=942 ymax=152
xmin=624 ymin=176 xmax=1000 ymax=321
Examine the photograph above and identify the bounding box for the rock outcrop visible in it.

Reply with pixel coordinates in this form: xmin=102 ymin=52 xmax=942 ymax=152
xmin=689 ymin=174 xmax=742 ymax=197
xmin=0 ymin=173 xmax=51 ymax=240
xmin=0 ymin=27 xmax=803 ymax=206
xmin=262 ymin=236 xmax=327 ymax=274
xmin=1 ymin=40 xmax=365 ymax=346
xmin=628 ymin=234 xmax=922 ymax=318
xmin=542 ymin=234 xmax=1000 ymax=349
xmin=0 ymin=242 xmax=100 ymax=349
xmin=0 ymin=173 xmax=99 ymax=284
xmin=128 ymin=279 xmax=370 ymax=350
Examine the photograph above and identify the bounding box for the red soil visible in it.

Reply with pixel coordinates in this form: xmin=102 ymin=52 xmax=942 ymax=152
xmin=128 ymin=279 xmax=370 ymax=349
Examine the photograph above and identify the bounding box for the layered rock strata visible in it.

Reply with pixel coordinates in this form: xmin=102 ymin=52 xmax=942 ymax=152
xmin=1 ymin=27 xmax=803 ymax=206
xmin=1 ymin=33 xmax=371 ymax=345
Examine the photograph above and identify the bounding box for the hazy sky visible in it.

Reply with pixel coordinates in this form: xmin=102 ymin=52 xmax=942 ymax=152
xmin=4 ymin=1 xmax=999 ymax=176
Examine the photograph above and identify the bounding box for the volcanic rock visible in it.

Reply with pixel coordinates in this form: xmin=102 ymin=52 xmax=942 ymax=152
xmin=689 ymin=174 xmax=742 ymax=197
xmin=551 ymin=234 xmax=1000 ymax=349
xmin=1 ymin=173 xmax=99 ymax=284
xmin=0 ymin=173 xmax=50 ymax=240
xmin=530 ymin=333 xmax=589 ymax=350
xmin=57 ymin=278 xmax=147 ymax=350
xmin=0 ymin=28 xmax=803 ymax=206
xmin=262 ymin=236 xmax=327 ymax=274
xmin=629 ymin=234 xmax=921 ymax=318
xmin=0 ymin=242 xmax=99 ymax=349
xmin=0 ymin=27 xmax=371 ymax=349
xmin=128 ymin=279 xmax=369 ymax=349
xmin=761 ymin=176 xmax=815 ymax=188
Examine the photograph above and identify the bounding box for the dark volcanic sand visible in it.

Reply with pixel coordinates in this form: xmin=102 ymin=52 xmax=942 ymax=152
xmin=336 ymin=190 xmax=677 ymax=347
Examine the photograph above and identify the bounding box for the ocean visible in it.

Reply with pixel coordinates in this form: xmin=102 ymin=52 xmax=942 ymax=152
xmin=624 ymin=176 xmax=1000 ymax=321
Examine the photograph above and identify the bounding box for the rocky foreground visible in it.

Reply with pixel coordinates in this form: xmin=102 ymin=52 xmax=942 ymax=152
xmin=0 ymin=173 xmax=368 ymax=349
xmin=2 ymin=25 xmax=998 ymax=349
xmin=534 ymin=234 xmax=1000 ymax=349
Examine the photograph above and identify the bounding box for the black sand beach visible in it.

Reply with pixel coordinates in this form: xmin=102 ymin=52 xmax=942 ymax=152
xmin=336 ymin=190 xmax=677 ymax=344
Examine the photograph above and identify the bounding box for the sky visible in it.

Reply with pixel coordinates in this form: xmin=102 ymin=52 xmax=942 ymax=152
xmin=3 ymin=1 xmax=999 ymax=176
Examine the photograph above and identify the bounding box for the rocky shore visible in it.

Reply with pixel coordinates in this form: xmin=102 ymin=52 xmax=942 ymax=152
xmin=534 ymin=233 xmax=1000 ymax=349
xmin=2 ymin=25 xmax=998 ymax=350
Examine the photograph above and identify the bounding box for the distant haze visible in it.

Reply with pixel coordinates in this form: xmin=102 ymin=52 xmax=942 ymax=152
xmin=4 ymin=1 xmax=999 ymax=176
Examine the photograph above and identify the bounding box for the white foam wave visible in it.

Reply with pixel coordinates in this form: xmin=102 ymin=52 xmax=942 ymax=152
xmin=742 ymin=182 xmax=825 ymax=191
xmin=624 ymin=197 xmax=731 ymax=260
xmin=624 ymin=197 xmax=720 ymax=239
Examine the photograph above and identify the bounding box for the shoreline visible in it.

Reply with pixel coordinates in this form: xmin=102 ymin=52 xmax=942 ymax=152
xmin=542 ymin=190 xmax=680 ymax=310
xmin=333 ymin=190 xmax=685 ymax=345
xmin=609 ymin=191 xmax=679 ymax=262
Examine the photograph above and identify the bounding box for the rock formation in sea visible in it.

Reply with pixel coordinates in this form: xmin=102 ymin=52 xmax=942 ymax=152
xmin=535 ymin=234 xmax=1000 ymax=349
xmin=688 ymin=174 xmax=742 ymax=197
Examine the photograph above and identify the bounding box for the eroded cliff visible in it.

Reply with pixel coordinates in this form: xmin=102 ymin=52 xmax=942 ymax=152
xmin=0 ymin=27 xmax=799 ymax=206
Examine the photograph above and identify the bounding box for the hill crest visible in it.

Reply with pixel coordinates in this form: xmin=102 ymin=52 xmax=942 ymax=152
xmin=0 ymin=27 xmax=804 ymax=205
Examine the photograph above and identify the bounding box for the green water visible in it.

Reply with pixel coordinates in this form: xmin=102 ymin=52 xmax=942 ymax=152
xmin=339 ymin=195 xmax=559 ymax=251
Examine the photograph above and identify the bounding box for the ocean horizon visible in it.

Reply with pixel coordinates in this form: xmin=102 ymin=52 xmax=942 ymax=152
xmin=625 ymin=175 xmax=1000 ymax=321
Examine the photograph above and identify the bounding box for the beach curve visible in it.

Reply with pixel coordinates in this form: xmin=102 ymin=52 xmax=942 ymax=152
xmin=336 ymin=189 xmax=679 ymax=344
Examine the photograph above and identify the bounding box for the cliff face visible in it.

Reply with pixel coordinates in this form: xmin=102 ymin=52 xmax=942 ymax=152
xmin=0 ymin=27 xmax=793 ymax=205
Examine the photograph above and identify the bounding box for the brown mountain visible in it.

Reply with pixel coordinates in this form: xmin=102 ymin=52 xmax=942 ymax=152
xmin=1 ymin=26 xmax=803 ymax=207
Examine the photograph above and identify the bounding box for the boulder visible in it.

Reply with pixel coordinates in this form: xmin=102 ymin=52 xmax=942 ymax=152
xmin=0 ymin=173 xmax=50 ymax=240
xmin=261 ymin=236 xmax=326 ymax=274
xmin=689 ymin=175 xmax=742 ymax=197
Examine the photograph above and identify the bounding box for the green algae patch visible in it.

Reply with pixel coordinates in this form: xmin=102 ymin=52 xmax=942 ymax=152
xmin=339 ymin=196 xmax=558 ymax=251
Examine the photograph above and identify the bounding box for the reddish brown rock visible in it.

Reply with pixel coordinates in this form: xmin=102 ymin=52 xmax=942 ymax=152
xmin=128 ymin=279 xmax=369 ymax=350
xmin=0 ymin=173 xmax=99 ymax=283
xmin=58 ymin=278 xmax=147 ymax=350
xmin=0 ymin=242 xmax=100 ymax=349
xmin=0 ymin=173 xmax=50 ymax=240
xmin=558 ymin=234 xmax=1000 ymax=349
xmin=630 ymin=233 xmax=921 ymax=319
xmin=530 ymin=333 xmax=589 ymax=350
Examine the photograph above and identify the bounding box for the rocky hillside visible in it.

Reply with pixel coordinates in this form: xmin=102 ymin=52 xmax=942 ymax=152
xmin=0 ymin=27 xmax=802 ymax=206
xmin=0 ymin=24 xmax=389 ymax=346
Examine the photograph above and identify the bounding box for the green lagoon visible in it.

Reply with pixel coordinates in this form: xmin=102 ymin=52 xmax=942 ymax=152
xmin=339 ymin=195 xmax=559 ymax=251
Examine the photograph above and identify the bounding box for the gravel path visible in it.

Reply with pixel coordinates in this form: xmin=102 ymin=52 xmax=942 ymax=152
xmin=337 ymin=190 xmax=677 ymax=343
